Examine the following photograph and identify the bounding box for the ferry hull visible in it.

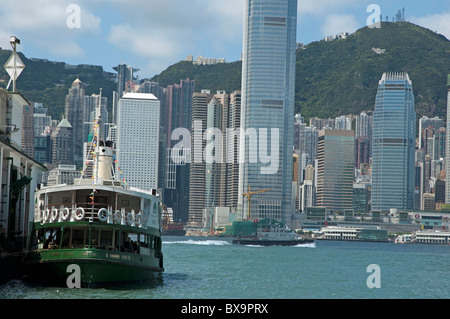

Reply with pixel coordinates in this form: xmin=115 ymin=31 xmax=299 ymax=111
xmin=232 ymin=238 xmax=314 ymax=246
xmin=23 ymin=249 xmax=163 ymax=288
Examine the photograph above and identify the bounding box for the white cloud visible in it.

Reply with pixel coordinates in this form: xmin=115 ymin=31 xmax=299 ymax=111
xmin=298 ymin=0 xmax=360 ymax=16
xmin=0 ymin=0 xmax=101 ymax=57
xmin=410 ymin=12 xmax=450 ymax=41
xmin=321 ymin=14 xmax=359 ymax=37
xmin=105 ymin=0 xmax=244 ymax=76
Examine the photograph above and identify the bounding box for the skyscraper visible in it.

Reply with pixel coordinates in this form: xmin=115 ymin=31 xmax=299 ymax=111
xmin=51 ymin=118 xmax=74 ymax=166
xmin=238 ymin=0 xmax=297 ymax=225
xmin=445 ymin=75 xmax=450 ymax=203
xmin=187 ymin=91 xmax=211 ymax=227
xmin=316 ymin=129 xmax=354 ymax=213
xmin=371 ymin=73 xmax=416 ymax=211
xmin=116 ymin=92 xmax=160 ymax=191
xmin=113 ymin=64 xmax=140 ymax=99
xmin=64 ymin=78 xmax=85 ymax=167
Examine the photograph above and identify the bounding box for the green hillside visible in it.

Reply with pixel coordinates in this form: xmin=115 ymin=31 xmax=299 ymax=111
xmin=152 ymin=21 xmax=450 ymax=121
xmin=296 ymin=21 xmax=450 ymax=120
xmin=150 ymin=59 xmax=242 ymax=94
xmin=0 ymin=21 xmax=448 ymax=123
xmin=0 ymin=50 xmax=116 ymax=120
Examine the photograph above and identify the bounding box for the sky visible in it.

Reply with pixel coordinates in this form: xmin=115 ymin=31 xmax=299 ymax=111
xmin=0 ymin=0 xmax=449 ymax=80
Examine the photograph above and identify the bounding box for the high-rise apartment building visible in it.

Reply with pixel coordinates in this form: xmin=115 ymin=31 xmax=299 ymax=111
xmin=238 ymin=0 xmax=297 ymax=225
xmin=316 ymin=129 xmax=354 ymax=213
xmin=187 ymin=91 xmax=211 ymax=227
xmin=186 ymin=90 xmax=241 ymax=227
xmin=51 ymin=118 xmax=74 ymax=166
xmin=113 ymin=64 xmax=139 ymax=99
xmin=64 ymin=78 xmax=85 ymax=167
xmin=164 ymin=79 xmax=195 ymax=223
xmin=418 ymin=116 xmax=445 ymax=150
xmin=116 ymin=93 xmax=160 ymax=191
xmin=372 ymin=73 xmax=416 ymax=211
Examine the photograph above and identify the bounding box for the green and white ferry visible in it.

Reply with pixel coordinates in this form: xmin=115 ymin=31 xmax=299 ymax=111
xmin=23 ymin=97 xmax=164 ymax=287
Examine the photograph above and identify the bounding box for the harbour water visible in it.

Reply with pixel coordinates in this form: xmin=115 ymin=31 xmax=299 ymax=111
xmin=0 ymin=236 xmax=449 ymax=300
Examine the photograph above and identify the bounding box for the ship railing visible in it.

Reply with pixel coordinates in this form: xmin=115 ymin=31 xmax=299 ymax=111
xmin=38 ymin=202 xmax=150 ymax=228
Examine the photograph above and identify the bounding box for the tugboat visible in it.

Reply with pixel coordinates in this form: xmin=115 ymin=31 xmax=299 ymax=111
xmin=232 ymin=219 xmax=314 ymax=246
xmin=22 ymin=92 xmax=164 ymax=287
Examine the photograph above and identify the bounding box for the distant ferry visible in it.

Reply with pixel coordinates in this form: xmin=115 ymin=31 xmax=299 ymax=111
xmin=22 ymin=93 xmax=164 ymax=287
xmin=232 ymin=219 xmax=314 ymax=246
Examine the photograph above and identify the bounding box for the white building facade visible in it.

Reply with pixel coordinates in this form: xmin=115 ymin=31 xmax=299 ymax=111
xmin=117 ymin=93 xmax=160 ymax=192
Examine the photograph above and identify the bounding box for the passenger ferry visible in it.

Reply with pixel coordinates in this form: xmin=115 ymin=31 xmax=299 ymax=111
xmin=22 ymin=93 xmax=164 ymax=287
xmin=232 ymin=219 xmax=314 ymax=246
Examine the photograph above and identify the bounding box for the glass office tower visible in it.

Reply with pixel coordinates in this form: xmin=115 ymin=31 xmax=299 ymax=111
xmin=238 ymin=0 xmax=297 ymax=225
xmin=371 ymin=73 xmax=416 ymax=211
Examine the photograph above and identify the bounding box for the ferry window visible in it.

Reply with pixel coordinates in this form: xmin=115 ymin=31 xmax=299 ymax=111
xmin=90 ymin=229 xmax=99 ymax=247
xmin=62 ymin=229 xmax=70 ymax=248
xmin=101 ymin=230 xmax=113 ymax=247
xmin=114 ymin=230 xmax=120 ymax=251
xmin=72 ymin=229 xmax=85 ymax=247
xmin=44 ymin=228 xmax=57 ymax=249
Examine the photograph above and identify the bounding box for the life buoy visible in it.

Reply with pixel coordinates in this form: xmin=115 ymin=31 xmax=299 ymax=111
xmin=114 ymin=210 xmax=122 ymax=223
xmin=140 ymin=211 xmax=148 ymax=225
xmin=415 ymin=214 xmax=420 ymax=219
xmin=136 ymin=211 xmax=142 ymax=226
xmin=127 ymin=211 xmax=135 ymax=226
xmin=74 ymin=207 xmax=85 ymax=221
xmin=43 ymin=209 xmax=50 ymax=222
xmin=50 ymin=208 xmax=58 ymax=222
xmin=61 ymin=207 xmax=70 ymax=221
xmin=97 ymin=208 xmax=109 ymax=222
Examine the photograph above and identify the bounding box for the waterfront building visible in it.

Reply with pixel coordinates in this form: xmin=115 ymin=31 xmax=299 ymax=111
xmin=353 ymin=183 xmax=371 ymax=214
xmin=445 ymin=75 xmax=450 ymax=203
xmin=116 ymin=93 xmax=160 ymax=192
xmin=83 ymin=93 xmax=108 ymax=145
xmin=316 ymin=129 xmax=354 ymax=213
xmin=187 ymin=90 xmax=241 ymax=227
xmin=238 ymin=0 xmax=297 ymax=225
xmin=412 ymin=230 xmax=450 ymax=244
xmin=163 ymin=79 xmax=195 ymax=223
xmin=371 ymin=73 xmax=416 ymax=211
xmin=187 ymin=91 xmax=211 ymax=227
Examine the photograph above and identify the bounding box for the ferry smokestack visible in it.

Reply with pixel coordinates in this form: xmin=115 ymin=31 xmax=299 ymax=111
xmin=97 ymin=140 xmax=114 ymax=181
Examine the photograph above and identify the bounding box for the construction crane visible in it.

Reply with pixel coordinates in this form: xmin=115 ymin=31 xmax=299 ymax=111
xmin=242 ymin=185 xmax=272 ymax=220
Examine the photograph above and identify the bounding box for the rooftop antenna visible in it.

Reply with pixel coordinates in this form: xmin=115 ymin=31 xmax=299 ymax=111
xmin=4 ymin=36 xmax=25 ymax=92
